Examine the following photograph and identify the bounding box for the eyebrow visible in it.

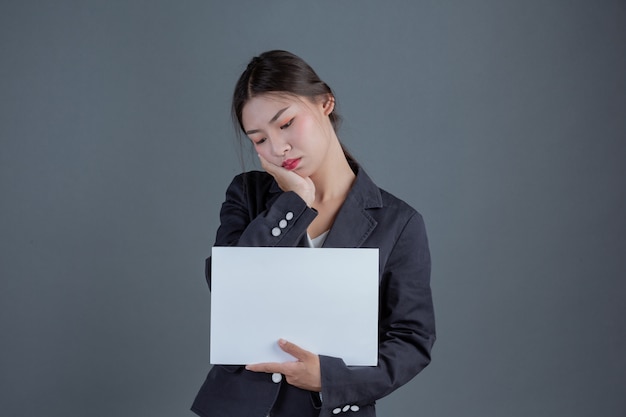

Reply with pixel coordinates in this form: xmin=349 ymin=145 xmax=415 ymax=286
xmin=245 ymin=106 xmax=290 ymax=135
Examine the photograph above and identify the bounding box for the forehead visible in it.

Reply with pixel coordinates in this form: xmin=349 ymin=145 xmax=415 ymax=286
xmin=245 ymin=93 xmax=291 ymax=108
xmin=243 ymin=94 xmax=296 ymax=114
xmin=242 ymin=94 xmax=312 ymax=124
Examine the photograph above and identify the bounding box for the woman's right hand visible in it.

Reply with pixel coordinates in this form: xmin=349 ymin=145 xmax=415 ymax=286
xmin=258 ymin=154 xmax=315 ymax=207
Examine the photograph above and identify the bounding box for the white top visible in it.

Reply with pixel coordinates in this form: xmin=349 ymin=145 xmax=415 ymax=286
xmin=306 ymin=230 xmax=329 ymax=248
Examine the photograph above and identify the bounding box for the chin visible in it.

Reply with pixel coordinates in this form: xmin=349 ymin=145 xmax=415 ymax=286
xmin=296 ymin=166 xmax=317 ymax=178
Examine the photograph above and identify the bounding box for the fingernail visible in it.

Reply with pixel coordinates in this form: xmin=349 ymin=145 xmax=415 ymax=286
xmin=279 ymin=338 xmax=286 ymax=345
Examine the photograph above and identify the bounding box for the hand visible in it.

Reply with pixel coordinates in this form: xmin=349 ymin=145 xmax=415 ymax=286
xmin=245 ymin=339 xmax=322 ymax=392
xmin=258 ymin=154 xmax=315 ymax=207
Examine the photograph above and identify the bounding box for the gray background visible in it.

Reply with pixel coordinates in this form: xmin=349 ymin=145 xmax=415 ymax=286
xmin=1 ymin=1 xmax=625 ymax=416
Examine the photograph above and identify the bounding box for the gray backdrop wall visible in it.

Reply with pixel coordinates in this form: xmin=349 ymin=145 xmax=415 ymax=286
xmin=1 ymin=1 xmax=625 ymax=416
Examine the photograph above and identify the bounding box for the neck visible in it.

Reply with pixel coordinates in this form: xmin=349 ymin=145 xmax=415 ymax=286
xmin=310 ymin=138 xmax=356 ymax=203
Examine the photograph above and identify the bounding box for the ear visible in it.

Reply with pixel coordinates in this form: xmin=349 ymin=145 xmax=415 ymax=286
xmin=321 ymin=94 xmax=335 ymax=116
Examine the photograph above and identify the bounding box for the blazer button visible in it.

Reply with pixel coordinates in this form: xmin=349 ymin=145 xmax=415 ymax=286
xmin=271 ymin=227 xmax=281 ymax=237
xmin=332 ymin=408 xmax=342 ymax=415
xmin=279 ymin=219 xmax=287 ymax=228
xmin=271 ymin=372 xmax=282 ymax=383
xmin=285 ymin=211 xmax=294 ymax=221
xmin=342 ymin=405 xmax=350 ymax=412
xmin=350 ymin=405 xmax=360 ymax=412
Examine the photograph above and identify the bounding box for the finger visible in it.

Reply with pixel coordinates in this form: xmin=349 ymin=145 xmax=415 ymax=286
xmin=278 ymin=339 xmax=311 ymax=361
xmin=257 ymin=154 xmax=279 ymax=174
xmin=245 ymin=362 xmax=284 ymax=374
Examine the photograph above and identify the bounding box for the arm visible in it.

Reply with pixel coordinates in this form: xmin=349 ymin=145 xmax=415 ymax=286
xmin=217 ymin=153 xmax=316 ymax=247
xmin=205 ymin=173 xmax=318 ymax=287
xmin=318 ymin=211 xmax=435 ymax=412
xmin=216 ymin=173 xmax=317 ymax=247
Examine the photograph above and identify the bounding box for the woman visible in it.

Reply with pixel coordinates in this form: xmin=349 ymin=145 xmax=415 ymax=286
xmin=192 ymin=50 xmax=435 ymax=417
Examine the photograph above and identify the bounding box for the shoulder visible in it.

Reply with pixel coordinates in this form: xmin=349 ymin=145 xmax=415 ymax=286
xmin=375 ymin=187 xmax=426 ymax=242
xmin=229 ymin=170 xmax=274 ymax=188
xmin=378 ymin=187 xmax=419 ymax=216
xmin=354 ymin=165 xmax=422 ymax=221
xmin=222 ymin=171 xmax=284 ymax=215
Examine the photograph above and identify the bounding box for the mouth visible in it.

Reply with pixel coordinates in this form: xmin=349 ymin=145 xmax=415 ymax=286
xmin=281 ymin=158 xmax=301 ymax=171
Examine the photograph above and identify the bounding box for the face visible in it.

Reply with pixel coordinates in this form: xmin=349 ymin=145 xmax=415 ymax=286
xmin=241 ymin=93 xmax=335 ymax=178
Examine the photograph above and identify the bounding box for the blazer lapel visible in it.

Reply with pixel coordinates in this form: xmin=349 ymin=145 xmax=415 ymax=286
xmin=323 ymin=166 xmax=383 ymax=248
xmin=261 ymin=165 xmax=383 ymax=248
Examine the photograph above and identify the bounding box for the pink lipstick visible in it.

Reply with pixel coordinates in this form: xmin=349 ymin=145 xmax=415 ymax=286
xmin=282 ymin=158 xmax=300 ymax=170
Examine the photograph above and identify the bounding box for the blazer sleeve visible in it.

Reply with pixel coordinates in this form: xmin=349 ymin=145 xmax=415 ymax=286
xmin=317 ymin=211 xmax=435 ymax=414
xmin=205 ymin=173 xmax=318 ymax=287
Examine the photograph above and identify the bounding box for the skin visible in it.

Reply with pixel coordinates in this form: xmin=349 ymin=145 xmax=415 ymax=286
xmin=241 ymin=93 xmax=356 ymax=391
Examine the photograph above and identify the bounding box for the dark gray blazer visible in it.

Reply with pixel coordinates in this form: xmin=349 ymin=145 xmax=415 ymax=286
xmin=192 ymin=164 xmax=435 ymax=417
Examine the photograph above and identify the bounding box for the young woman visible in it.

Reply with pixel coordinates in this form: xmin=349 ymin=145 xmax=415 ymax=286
xmin=192 ymin=50 xmax=435 ymax=417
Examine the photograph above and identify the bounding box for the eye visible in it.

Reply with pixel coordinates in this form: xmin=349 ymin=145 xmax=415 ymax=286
xmin=254 ymin=138 xmax=267 ymax=145
xmin=280 ymin=118 xmax=294 ymax=130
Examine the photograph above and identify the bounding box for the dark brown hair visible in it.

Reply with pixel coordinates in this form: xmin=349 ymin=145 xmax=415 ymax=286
xmin=232 ymin=50 xmax=341 ymax=133
xmin=232 ymin=50 xmax=356 ymax=165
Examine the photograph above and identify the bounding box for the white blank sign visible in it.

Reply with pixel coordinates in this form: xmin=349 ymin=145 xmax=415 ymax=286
xmin=210 ymin=246 xmax=379 ymax=366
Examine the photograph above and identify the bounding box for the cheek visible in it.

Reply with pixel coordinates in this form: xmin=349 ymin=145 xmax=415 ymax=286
xmin=256 ymin=147 xmax=273 ymax=161
xmin=291 ymin=117 xmax=315 ymax=144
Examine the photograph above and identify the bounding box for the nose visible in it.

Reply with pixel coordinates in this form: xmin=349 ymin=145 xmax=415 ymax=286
xmin=270 ymin=137 xmax=291 ymax=156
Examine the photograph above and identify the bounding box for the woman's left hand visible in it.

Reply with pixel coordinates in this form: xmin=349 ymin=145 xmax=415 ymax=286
xmin=245 ymin=339 xmax=322 ymax=392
